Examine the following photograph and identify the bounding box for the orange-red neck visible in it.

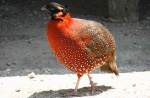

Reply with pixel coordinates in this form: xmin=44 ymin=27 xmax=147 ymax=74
xmin=47 ymin=13 xmax=74 ymax=46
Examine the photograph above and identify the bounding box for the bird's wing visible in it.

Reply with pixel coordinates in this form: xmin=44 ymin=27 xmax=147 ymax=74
xmin=76 ymin=19 xmax=116 ymax=58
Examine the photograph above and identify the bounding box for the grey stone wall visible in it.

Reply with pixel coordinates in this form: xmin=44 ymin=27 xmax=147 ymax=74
xmin=54 ymin=0 xmax=108 ymax=17
xmin=0 ymin=0 xmax=150 ymax=22
xmin=108 ymin=0 xmax=139 ymax=22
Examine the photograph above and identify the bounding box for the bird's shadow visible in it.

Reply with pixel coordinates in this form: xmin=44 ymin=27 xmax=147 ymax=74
xmin=28 ymin=85 xmax=112 ymax=98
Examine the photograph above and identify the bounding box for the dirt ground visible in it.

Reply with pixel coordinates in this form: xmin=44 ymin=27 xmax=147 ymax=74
xmin=0 ymin=72 xmax=150 ymax=98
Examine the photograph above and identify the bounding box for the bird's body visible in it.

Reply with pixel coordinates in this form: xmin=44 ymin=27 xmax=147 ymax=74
xmin=44 ymin=2 xmax=119 ymax=92
xmin=47 ymin=14 xmax=118 ymax=76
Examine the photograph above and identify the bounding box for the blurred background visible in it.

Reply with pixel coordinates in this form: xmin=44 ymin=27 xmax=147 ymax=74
xmin=0 ymin=0 xmax=150 ymax=76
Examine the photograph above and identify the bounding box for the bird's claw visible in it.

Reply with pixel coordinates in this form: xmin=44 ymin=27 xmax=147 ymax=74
xmin=89 ymin=81 xmax=97 ymax=94
xmin=70 ymin=89 xmax=78 ymax=96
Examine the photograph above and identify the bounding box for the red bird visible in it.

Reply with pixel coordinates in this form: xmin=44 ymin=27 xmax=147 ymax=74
xmin=42 ymin=2 xmax=119 ymax=92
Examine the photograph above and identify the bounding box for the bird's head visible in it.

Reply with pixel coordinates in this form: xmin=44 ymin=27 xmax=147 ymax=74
xmin=41 ymin=2 xmax=69 ymax=21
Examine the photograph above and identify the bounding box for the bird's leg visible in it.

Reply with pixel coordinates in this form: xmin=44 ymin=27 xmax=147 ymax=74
xmin=87 ymin=73 xmax=97 ymax=94
xmin=74 ymin=74 xmax=82 ymax=93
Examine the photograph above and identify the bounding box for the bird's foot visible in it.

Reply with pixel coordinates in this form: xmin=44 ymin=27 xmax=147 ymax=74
xmin=90 ymin=81 xmax=97 ymax=94
xmin=68 ymin=89 xmax=78 ymax=96
xmin=90 ymin=81 xmax=103 ymax=94
xmin=74 ymin=89 xmax=77 ymax=93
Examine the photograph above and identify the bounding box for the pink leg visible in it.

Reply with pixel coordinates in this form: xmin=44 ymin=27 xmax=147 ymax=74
xmin=87 ymin=73 xmax=97 ymax=93
xmin=74 ymin=74 xmax=82 ymax=92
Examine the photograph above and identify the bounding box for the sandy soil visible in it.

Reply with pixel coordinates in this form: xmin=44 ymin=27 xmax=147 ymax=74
xmin=0 ymin=72 xmax=150 ymax=98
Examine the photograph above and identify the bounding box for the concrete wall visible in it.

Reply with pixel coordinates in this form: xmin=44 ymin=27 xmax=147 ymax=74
xmin=54 ymin=0 xmax=108 ymax=17
xmin=0 ymin=0 xmax=150 ymax=22
xmin=108 ymin=0 xmax=139 ymax=22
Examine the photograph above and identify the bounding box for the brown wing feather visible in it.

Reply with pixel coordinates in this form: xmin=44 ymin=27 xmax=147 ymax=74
xmin=77 ymin=19 xmax=119 ymax=75
xmin=77 ymin=19 xmax=116 ymax=58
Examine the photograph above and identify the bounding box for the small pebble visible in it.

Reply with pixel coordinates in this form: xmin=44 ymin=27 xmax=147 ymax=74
xmin=132 ymin=84 xmax=136 ymax=87
xmin=16 ymin=89 xmax=21 ymax=92
xmin=27 ymin=72 xmax=36 ymax=79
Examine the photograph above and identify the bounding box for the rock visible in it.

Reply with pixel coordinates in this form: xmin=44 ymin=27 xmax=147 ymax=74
xmin=132 ymin=84 xmax=136 ymax=87
xmin=27 ymin=72 xmax=36 ymax=79
xmin=15 ymin=89 xmax=21 ymax=92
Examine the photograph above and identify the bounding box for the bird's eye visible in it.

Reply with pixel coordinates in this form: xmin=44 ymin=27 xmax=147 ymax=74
xmin=50 ymin=8 xmax=55 ymax=12
xmin=49 ymin=7 xmax=61 ymax=13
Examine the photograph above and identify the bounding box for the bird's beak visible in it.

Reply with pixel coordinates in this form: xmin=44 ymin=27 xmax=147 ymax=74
xmin=41 ymin=5 xmax=51 ymax=16
xmin=41 ymin=5 xmax=48 ymax=11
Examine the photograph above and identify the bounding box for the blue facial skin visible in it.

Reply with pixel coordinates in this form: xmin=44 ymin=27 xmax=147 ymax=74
xmin=48 ymin=8 xmax=59 ymax=16
xmin=46 ymin=3 xmax=69 ymax=20
xmin=49 ymin=7 xmax=60 ymax=15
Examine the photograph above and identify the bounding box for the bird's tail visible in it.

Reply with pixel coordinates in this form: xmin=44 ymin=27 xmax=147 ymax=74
xmin=100 ymin=61 xmax=119 ymax=76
